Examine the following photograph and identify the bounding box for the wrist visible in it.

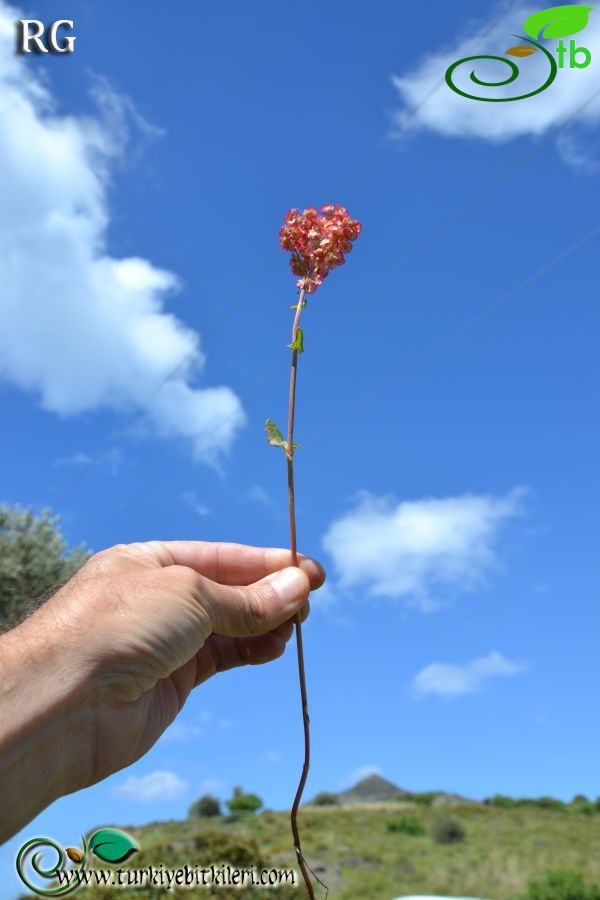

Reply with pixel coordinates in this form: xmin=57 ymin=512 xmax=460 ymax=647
xmin=0 ymin=599 xmax=94 ymax=841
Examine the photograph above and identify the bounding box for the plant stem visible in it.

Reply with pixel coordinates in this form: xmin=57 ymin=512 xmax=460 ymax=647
xmin=286 ymin=288 xmax=319 ymax=899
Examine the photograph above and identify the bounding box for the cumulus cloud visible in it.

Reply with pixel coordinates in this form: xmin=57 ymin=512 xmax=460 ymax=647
xmin=182 ymin=491 xmax=211 ymax=517
xmin=111 ymin=770 xmax=189 ymax=803
xmin=307 ymin=580 xmax=337 ymax=612
xmin=0 ymin=1 xmax=244 ymax=463
xmin=159 ymin=721 xmax=205 ymax=742
xmin=322 ymin=489 xmax=524 ymax=611
xmin=246 ymin=485 xmax=273 ymax=506
xmin=260 ymin=750 xmax=282 ymax=764
xmin=392 ymin=3 xmax=600 ymax=168
xmin=413 ymin=651 xmax=526 ymax=697
xmin=52 ymin=446 xmax=124 ymax=475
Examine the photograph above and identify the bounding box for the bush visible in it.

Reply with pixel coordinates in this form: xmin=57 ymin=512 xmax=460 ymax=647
xmin=577 ymin=803 xmax=595 ymax=817
xmin=413 ymin=792 xmax=435 ymax=806
xmin=188 ymin=794 xmax=222 ymax=818
xmin=570 ymin=795 xmax=594 ymax=816
xmin=431 ymin=813 xmax=466 ymax=845
xmin=484 ymin=794 xmax=567 ymax=812
xmin=520 ymin=869 xmax=600 ymax=900
xmin=484 ymin=793 xmax=518 ymax=809
xmin=193 ymin=829 xmax=266 ymax=868
xmin=311 ymin=791 xmax=340 ymax=806
xmin=227 ymin=791 xmax=263 ymax=815
xmin=535 ymin=795 xmax=566 ymax=811
xmin=385 ymin=814 xmax=425 ymax=836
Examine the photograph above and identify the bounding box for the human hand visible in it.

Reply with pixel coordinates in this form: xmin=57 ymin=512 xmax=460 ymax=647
xmin=0 ymin=540 xmax=324 ymax=840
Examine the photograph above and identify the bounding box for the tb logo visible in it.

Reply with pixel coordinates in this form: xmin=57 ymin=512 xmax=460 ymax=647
xmin=16 ymin=19 xmax=76 ymax=54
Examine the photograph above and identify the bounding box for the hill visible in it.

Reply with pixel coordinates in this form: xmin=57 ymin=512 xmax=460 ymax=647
xmin=18 ymin=785 xmax=600 ymax=899
xmin=334 ymin=774 xmax=475 ymax=808
xmin=337 ymin=773 xmax=409 ymax=804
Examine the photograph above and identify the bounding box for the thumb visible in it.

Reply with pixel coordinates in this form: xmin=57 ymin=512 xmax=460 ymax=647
xmin=201 ymin=566 xmax=311 ymax=637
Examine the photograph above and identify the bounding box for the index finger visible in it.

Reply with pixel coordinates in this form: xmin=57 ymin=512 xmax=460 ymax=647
xmin=157 ymin=540 xmax=326 ymax=590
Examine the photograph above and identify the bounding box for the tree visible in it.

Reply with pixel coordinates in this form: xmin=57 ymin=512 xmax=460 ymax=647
xmin=0 ymin=504 xmax=90 ymax=630
xmin=188 ymin=794 xmax=222 ymax=818
xmin=310 ymin=791 xmax=340 ymax=806
xmin=226 ymin=790 xmax=263 ymax=815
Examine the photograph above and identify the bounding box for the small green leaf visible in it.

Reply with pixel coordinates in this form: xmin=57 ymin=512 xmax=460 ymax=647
xmin=88 ymin=828 xmax=138 ymax=864
xmin=265 ymin=419 xmax=286 ymax=448
xmin=265 ymin=420 xmax=301 ymax=457
xmin=523 ymin=4 xmax=593 ymax=39
xmin=287 ymin=328 xmax=304 ymax=353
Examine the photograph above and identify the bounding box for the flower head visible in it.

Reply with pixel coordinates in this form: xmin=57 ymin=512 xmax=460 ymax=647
xmin=279 ymin=204 xmax=362 ymax=293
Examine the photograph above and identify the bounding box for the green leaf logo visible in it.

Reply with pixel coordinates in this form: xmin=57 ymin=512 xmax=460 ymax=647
xmin=88 ymin=828 xmax=138 ymax=864
xmin=523 ymin=4 xmax=593 ymax=39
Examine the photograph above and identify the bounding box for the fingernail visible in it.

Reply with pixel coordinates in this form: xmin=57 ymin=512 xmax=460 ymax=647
xmin=298 ymin=557 xmax=326 ymax=582
xmin=268 ymin=567 xmax=308 ymax=607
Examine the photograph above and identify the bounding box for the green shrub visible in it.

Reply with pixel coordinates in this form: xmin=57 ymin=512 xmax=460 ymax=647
xmin=227 ymin=792 xmax=263 ymax=815
xmin=485 ymin=793 xmax=518 ymax=809
xmin=193 ymin=829 xmax=265 ymax=867
xmin=484 ymin=794 xmax=567 ymax=812
xmin=386 ymin=814 xmax=425 ymax=836
xmin=534 ymin=796 xmax=566 ymax=811
xmin=520 ymin=868 xmax=600 ymax=900
xmin=571 ymin=800 xmax=595 ymax=817
xmin=188 ymin=794 xmax=222 ymax=818
xmin=431 ymin=813 xmax=466 ymax=844
xmin=311 ymin=791 xmax=340 ymax=806
xmin=413 ymin=791 xmax=435 ymax=806
xmin=570 ymin=795 xmax=595 ymax=816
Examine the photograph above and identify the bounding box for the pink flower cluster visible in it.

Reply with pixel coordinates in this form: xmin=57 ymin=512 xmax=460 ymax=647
xmin=279 ymin=204 xmax=362 ymax=294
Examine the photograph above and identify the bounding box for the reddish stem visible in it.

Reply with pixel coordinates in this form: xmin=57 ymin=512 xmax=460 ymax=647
xmin=286 ymin=289 xmax=322 ymax=898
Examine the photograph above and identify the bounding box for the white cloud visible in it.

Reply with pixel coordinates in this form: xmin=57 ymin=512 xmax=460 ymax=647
xmin=52 ymin=446 xmax=124 ymax=475
xmin=217 ymin=718 xmax=235 ymax=729
xmin=246 ymin=485 xmax=273 ymax=506
xmin=53 ymin=452 xmax=94 ymax=468
xmin=0 ymin=1 xmax=245 ymax=463
xmin=392 ymin=3 xmax=600 ymax=168
xmin=308 ymin=581 xmax=337 ymax=612
xmin=260 ymin=750 xmax=282 ymax=764
xmin=111 ymin=770 xmax=189 ymax=803
xmin=413 ymin=651 xmax=526 ymax=698
xmin=182 ymin=491 xmax=211 ymax=517
xmin=322 ymin=489 xmax=524 ymax=611
xmin=159 ymin=721 xmax=204 ymax=741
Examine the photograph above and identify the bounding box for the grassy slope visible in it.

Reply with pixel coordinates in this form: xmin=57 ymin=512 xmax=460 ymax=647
xmin=23 ymin=802 xmax=600 ymax=899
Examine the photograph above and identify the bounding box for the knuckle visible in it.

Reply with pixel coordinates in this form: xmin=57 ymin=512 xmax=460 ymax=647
xmin=241 ymin=584 xmax=270 ymax=636
xmin=170 ymin=564 xmax=203 ymax=594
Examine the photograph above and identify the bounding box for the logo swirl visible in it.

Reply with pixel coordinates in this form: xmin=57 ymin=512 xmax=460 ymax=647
xmin=16 ymin=836 xmax=87 ymax=896
xmin=445 ymin=35 xmax=558 ymax=101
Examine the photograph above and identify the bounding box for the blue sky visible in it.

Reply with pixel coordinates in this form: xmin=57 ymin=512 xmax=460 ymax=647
xmin=1 ymin=0 xmax=600 ymax=893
